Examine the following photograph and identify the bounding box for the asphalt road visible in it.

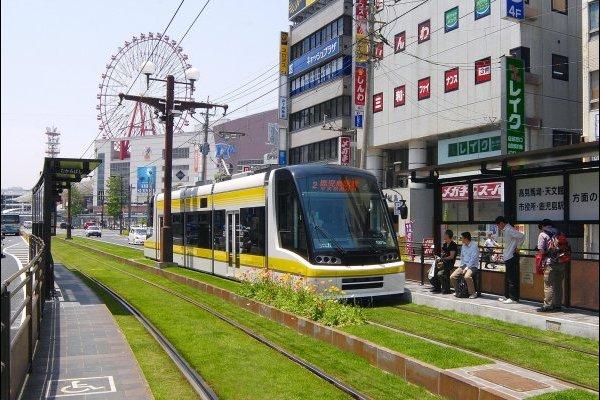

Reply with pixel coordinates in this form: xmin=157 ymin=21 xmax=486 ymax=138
xmin=59 ymin=228 xmax=144 ymax=250
xmin=1 ymin=234 xmax=29 ymax=333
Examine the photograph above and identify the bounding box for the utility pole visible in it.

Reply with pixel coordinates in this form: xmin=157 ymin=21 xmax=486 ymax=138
xmin=201 ymin=100 xmax=210 ymax=183
xmin=66 ymin=183 xmax=72 ymax=240
xmin=127 ymin=184 xmax=132 ymax=231
xmin=119 ymin=177 xmax=123 ymax=235
xmin=360 ymin=0 xmax=376 ymax=170
xmin=119 ymin=68 xmax=227 ymax=264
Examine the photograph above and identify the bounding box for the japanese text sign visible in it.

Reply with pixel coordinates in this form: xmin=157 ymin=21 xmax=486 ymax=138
xmin=394 ymin=85 xmax=406 ymax=107
xmin=373 ymin=92 xmax=384 ymax=113
xmin=445 ymin=68 xmax=459 ymax=92
xmin=505 ymin=57 xmax=525 ymax=153
xmin=418 ymin=20 xmax=431 ymax=43
xmin=354 ymin=65 xmax=367 ymax=106
xmin=418 ymin=77 xmax=431 ymax=100
xmin=516 ymin=175 xmax=564 ymax=221
xmin=442 ymin=184 xmax=468 ymax=201
xmin=475 ymin=57 xmax=492 ymax=84
xmin=569 ymin=172 xmax=599 ymax=220
xmin=339 ymin=136 xmax=352 ymax=166
xmin=394 ymin=32 xmax=406 ymax=53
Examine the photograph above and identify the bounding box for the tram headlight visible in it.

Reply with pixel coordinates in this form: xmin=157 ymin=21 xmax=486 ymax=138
xmin=315 ymin=255 xmax=342 ymax=265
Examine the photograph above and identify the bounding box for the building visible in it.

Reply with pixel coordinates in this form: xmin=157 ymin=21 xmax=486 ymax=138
xmin=285 ymin=0 xmax=355 ymax=166
xmin=583 ymin=0 xmax=599 ymax=143
xmin=92 ymin=110 xmax=279 ymax=207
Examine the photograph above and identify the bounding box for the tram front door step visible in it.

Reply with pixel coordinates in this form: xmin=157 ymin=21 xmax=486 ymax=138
xmin=470 ymin=369 xmax=550 ymax=392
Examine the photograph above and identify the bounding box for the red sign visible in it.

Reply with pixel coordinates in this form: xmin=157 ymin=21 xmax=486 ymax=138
xmin=242 ymin=165 xmax=251 ymax=172
xmin=423 ymin=237 xmax=435 ymax=257
xmin=394 ymin=31 xmax=406 ymax=53
xmin=373 ymin=92 xmax=384 ymax=113
xmin=444 ymin=67 xmax=459 ymax=92
xmin=394 ymin=85 xmax=406 ymax=107
xmin=375 ymin=42 xmax=384 ymax=59
xmin=354 ymin=66 xmax=367 ymax=106
xmin=473 ymin=182 xmax=504 ymax=200
xmin=405 ymin=221 xmax=415 ymax=260
xmin=355 ymin=0 xmax=368 ymax=21
xmin=475 ymin=57 xmax=492 ymax=84
xmin=417 ymin=77 xmax=431 ymax=100
xmin=339 ymin=136 xmax=351 ymax=166
xmin=418 ymin=20 xmax=431 ymax=43
xmin=442 ymin=184 xmax=468 ymax=201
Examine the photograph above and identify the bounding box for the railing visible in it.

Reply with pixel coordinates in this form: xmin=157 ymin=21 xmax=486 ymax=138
xmin=1 ymin=235 xmax=49 ymax=400
xmin=401 ymin=240 xmax=600 ymax=312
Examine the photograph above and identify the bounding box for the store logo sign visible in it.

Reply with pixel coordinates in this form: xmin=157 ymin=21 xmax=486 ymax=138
xmin=354 ymin=65 xmax=367 ymax=106
xmin=373 ymin=92 xmax=384 ymax=113
xmin=475 ymin=57 xmax=492 ymax=84
xmin=417 ymin=77 xmax=430 ymax=100
xmin=339 ymin=136 xmax=351 ymax=166
xmin=394 ymin=85 xmax=406 ymax=107
xmin=418 ymin=20 xmax=431 ymax=43
xmin=475 ymin=0 xmax=491 ymax=20
xmin=444 ymin=68 xmax=459 ymax=92
xmin=506 ymin=0 xmax=524 ymax=20
xmin=288 ymin=36 xmax=340 ymax=77
xmin=505 ymin=57 xmax=525 ymax=154
xmin=445 ymin=7 xmax=459 ymax=32
xmin=394 ymin=31 xmax=406 ymax=53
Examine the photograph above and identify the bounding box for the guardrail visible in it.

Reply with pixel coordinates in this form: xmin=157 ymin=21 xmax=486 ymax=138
xmin=1 ymin=235 xmax=49 ymax=400
xmin=401 ymin=240 xmax=600 ymax=312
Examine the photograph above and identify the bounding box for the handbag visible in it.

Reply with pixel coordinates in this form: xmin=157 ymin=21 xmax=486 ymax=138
xmin=535 ymin=253 xmax=545 ymax=275
xmin=428 ymin=260 xmax=436 ymax=280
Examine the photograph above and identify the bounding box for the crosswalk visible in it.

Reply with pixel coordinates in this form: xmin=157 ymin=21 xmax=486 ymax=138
xmin=5 ymin=238 xmax=30 ymax=266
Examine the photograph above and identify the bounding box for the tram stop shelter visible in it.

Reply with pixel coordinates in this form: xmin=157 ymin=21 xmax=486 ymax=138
xmin=406 ymin=141 xmax=599 ymax=312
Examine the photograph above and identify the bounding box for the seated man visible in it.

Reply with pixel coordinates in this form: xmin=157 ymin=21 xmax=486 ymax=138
xmin=430 ymin=229 xmax=457 ymax=294
xmin=450 ymin=232 xmax=480 ymax=299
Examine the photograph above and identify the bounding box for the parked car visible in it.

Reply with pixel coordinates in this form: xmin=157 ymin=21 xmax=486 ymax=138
xmin=85 ymin=225 xmax=102 ymax=237
xmin=83 ymin=221 xmax=97 ymax=230
xmin=128 ymin=227 xmax=148 ymax=245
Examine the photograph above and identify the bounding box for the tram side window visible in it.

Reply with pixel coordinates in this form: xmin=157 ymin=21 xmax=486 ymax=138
xmin=275 ymin=172 xmax=309 ymax=259
xmin=185 ymin=212 xmax=199 ymax=246
xmin=213 ymin=210 xmax=226 ymax=251
xmin=240 ymin=207 xmax=265 ymax=255
xmin=197 ymin=211 xmax=212 ymax=248
xmin=172 ymin=213 xmax=184 ymax=246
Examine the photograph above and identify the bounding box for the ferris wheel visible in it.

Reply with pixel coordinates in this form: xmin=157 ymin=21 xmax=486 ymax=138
xmin=97 ymin=32 xmax=193 ymax=159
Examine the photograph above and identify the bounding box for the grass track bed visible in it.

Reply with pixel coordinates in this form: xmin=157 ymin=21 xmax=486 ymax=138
xmin=529 ymin=389 xmax=599 ymax=400
xmin=53 ymin=240 xmax=351 ymax=400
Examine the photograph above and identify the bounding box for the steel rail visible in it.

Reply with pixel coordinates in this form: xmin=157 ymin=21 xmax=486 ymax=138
xmin=391 ymin=305 xmax=599 ymax=356
xmin=75 ymin=269 xmax=219 ymax=400
xmin=366 ymin=317 xmax=599 ymax=393
xmin=61 ymin=243 xmax=370 ymax=400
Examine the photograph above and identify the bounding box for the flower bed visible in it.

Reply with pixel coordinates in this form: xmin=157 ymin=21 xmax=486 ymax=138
xmin=238 ymin=270 xmax=365 ymax=327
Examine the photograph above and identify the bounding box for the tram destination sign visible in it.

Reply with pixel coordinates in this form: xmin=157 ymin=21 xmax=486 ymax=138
xmin=503 ymin=57 xmax=525 ymax=154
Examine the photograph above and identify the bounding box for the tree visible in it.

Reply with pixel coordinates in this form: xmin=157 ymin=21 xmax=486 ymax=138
xmin=69 ymin=185 xmax=85 ymax=217
xmin=106 ymin=175 xmax=123 ymax=220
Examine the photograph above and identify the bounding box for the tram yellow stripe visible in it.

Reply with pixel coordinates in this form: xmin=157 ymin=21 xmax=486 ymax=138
xmin=156 ymin=186 xmax=265 ymax=213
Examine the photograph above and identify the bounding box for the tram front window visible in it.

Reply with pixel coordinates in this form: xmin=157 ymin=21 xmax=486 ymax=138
xmin=297 ymin=174 xmax=396 ymax=254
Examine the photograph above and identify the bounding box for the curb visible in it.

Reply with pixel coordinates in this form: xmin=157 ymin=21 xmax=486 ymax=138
xmin=58 ymin=238 xmax=527 ymax=400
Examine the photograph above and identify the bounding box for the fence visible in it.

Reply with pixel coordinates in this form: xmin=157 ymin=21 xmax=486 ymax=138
xmin=1 ymin=235 xmax=50 ymax=400
xmin=402 ymin=240 xmax=600 ymax=312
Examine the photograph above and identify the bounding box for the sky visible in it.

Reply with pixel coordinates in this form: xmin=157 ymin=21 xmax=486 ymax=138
xmin=1 ymin=0 xmax=289 ymax=188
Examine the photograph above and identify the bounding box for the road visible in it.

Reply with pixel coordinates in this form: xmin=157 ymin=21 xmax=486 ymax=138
xmin=1 ymin=234 xmax=29 ymax=334
xmin=59 ymin=228 xmax=144 ymax=250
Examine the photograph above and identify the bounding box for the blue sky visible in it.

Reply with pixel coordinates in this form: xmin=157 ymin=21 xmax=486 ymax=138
xmin=1 ymin=0 xmax=288 ymax=188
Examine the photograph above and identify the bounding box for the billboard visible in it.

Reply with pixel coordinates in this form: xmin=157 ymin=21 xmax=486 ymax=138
xmin=137 ymin=166 xmax=156 ymax=194
xmin=504 ymin=57 xmax=525 ymax=154
xmin=289 ymin=0 xmax=317 ymax=19
xmin=288 ymin=36 xmax=341 ymax=77
xmin=279 ymin=32 xmax=289 ymax=75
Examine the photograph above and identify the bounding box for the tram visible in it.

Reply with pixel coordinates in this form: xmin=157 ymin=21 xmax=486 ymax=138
xmin=144 ymin=164 xmax=404 ymax=298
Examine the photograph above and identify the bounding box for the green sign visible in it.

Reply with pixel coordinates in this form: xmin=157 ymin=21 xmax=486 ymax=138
xmin=474 ymin=0 xmax=491 ymax=19
xmin=505 ymin=57 xmax=525 ymax=154
xmin=448 ymin=136 xmax=500 ymax=158
xmin=445 ymin=7 xmax=459 ymax=32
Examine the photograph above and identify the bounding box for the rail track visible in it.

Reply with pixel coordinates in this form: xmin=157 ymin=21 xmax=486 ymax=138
xmin=67 ymin=248 xmax=369 ymax=400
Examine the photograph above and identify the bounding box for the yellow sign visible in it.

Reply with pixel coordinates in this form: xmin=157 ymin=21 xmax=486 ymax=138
xmin=355 ymin=33 xmax=369 ymax=63
xmin=289 ymin=0 xmax=317 ymax=18
xmin=279 ymin=32 xmax=289 ymax=75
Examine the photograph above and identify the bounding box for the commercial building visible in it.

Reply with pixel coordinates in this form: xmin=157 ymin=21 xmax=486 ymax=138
xmin=583 ymin=0 xmax=599 ymax=142
xmin=284 ymin=0 xmax=355 ymax=166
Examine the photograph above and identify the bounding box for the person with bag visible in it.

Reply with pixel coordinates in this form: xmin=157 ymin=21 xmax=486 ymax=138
xmin=482 ymin=233 xmax=499 ymax=269
xmin=536 ymin=219 xmax=570 ymax=312
xmin=495 ymin=216 xmax=525 ymax=304
xmin=430 ymin=230 xmax=457 ymax=294
xmin=450 ymin=232 xmax=480 ymax=299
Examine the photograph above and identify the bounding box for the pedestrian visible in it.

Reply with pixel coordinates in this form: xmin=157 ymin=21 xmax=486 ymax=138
xmin=494 ymin=216 xmax=525 ymax=304
xmin=430 ymin=229 xmax=457 ymax=294
xmin=536 ymin=219 xmax=569 ymax=312
xmin=482 ymin=232 xmax=499 ymax=269
xmin=450 ymin=232 xmax=480 ymax=299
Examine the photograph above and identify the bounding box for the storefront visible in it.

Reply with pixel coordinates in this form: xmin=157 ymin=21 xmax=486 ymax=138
xmin=409 ymin=142 xmax=599 ymax=311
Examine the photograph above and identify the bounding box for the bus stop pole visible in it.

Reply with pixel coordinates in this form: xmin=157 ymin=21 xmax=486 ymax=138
xmin=66 ymin=183 xmax=72 ymax=240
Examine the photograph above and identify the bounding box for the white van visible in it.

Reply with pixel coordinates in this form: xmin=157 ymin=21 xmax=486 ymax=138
xmin=128 ymin=227 xmax=148 ymax=245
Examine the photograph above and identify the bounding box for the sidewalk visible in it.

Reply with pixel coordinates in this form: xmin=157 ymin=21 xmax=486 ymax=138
xmin=21 ymin=264 xmax=153 ymax=400
xmin=405 ymin=281 xmax=599 ymax=340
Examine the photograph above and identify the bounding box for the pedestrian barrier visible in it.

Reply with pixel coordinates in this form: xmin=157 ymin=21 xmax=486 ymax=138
xmin=403 ymin=240 xmax=600 ymax=311
xmin=1 ymin=235 xmax=51 ymax=400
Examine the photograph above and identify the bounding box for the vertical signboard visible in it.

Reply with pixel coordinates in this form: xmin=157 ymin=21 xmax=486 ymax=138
xmin=394 ymin=32 xmax=406 ymax=53
xmin=418 ymin=20 xmax=431 ymax=43
xmin=418 ymin=77 xmax=431 ymax=100
xmin=339 ymin=136 xmax=351 ymax=166
xmin=474 ymin=0 xmax=491 ymax=20
xmin=506 ymin=0 xmax=525 ymax=20
xmin=373 ymin=92 xmax=384 ymax=113
xmin=137 ymin=166 xmax=156 ymax=194
xmin=354 ymin=65 xmax=367 ymax=106
xmin=444 ymin=7 xmax=459 ymax=32
xmin=444 ymin=68 xmax=459 ymax=92
xmin=394 ymin=85 xmax=406 ymax=107
xmin=279 ymin=32 xmax=289 ymax=75
xmin=503 ymin=57 xmax=525 ymax=154
xmin=475 ymin=57 xmax=492 ymax=84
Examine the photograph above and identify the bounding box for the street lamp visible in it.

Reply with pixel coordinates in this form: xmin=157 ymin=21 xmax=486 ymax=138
xmin=119 ymin=62 xmax=227 ymax=265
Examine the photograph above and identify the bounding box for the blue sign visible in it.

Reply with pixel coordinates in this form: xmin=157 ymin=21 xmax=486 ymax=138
xmin=288 ymin=36 xmax=341 ymax=77
xmin=278 ymin=150 xmax=287 ymax=166
xmin=354 ymin=113 xmax=363 ymax=128
xmin=506 ymin=0 xmax=524 ymax=20
xmin=137 ymin=166 xmax=156 ymax=194
xmin=215 ymin=143 xmax=236 ymax=160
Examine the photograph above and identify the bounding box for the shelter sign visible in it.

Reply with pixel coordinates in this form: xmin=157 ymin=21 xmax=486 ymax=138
xmin=569 ymin=172 xmax=599 ymax=220
xmin=516 ymin=175 xmax=564 ymax=221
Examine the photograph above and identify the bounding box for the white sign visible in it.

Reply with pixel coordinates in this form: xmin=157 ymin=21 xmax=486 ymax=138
xmin=569 ymin=172 xmax=599 ymax=221
xmin=437 ymin=131 xmax=502 ymax=165
xmin=516 ymin=175 xmax=565 ymax=221
xmin=47 ymin=376 xmax=116 ymax=398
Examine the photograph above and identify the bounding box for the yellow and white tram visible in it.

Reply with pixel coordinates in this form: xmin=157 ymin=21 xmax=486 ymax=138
xmin=144 ymin=164 xmax=404 ymax=298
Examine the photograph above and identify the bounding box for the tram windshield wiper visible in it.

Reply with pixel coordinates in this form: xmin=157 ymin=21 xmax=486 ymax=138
xmin=313 ymin=223 xmax=347 ymax=258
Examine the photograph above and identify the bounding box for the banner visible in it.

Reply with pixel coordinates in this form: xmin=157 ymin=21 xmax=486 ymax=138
xmin=506 ymin=0 xmax=525 ymax=20
xmin=279 ymin=32 xmax=289 ymax=75
xmin=442 ymin=184 xmax=468 ymax=201
xmin=288 ymin=36 xmax=341 ymax=77
xmin=504 ymin=57 xmax=525 ymax=154
xmin=473 ymin=182 xmax=504 ymax=201
xmin=339 ymin=136 xmax=351 ymax=166
xmin=136 ymin=166 xmax=156 ymax=194
xmin=354 ymin=65 xmax=367 ymax=106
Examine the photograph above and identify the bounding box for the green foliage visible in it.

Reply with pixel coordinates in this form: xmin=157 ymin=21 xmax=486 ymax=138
xmin=238 ymin=270 xmax=365 ymax=327
xmin=106 ymin=175 xmax=123 ymax=220
xmin=529 ymin=390 xmax=598 ymax=400
xmin=67 ymin=185 xmax=85 ymax=217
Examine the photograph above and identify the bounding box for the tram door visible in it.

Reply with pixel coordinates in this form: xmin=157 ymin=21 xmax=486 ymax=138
xmin=226 ymin=211 xmax=240 ymax=277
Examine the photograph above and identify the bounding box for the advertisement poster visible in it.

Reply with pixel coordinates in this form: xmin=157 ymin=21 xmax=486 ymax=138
xmin=136 ymin=166 xmax=156 ymax=194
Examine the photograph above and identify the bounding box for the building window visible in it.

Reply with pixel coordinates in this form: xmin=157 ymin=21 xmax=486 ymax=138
xmin=551 ymin=54 xmax=569 ymax=81
xmin=109 ymin=162 xmax=130 ymax=187
xmin=289 ymin=138 xmax=338 ymax=164
xmin=213 ymin=210 xmax=226 ymax=251
xmin=289 ymin=56 xmax=351 ymax=97
xmin=551 ymin=0 xmax=568 ymax=14
xmin=290 ymin=15 xmax=351 ymax=61
xmin=591 ymin=70 xmax=599 ymax=108
xmin=552 ymin=130 xmax=581 ymax=147
xmin=590 ymin=1 xmax=599 ymax=33
xmin=290 ymin=96 xmax=351 ymax=132
xmin=275 ymin=170 xmax=308 ymax=259
xmin=510 ymin=47 xmax=531 ymax=73
xmin=162 ymin=147 xmax=190 ymax=159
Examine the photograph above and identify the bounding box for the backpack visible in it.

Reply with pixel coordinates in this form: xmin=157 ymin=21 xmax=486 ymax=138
xmin=454 ymin=275 xmax=469 ymax=298
xmin=548 ymin=231 xmax=571 ymax=264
